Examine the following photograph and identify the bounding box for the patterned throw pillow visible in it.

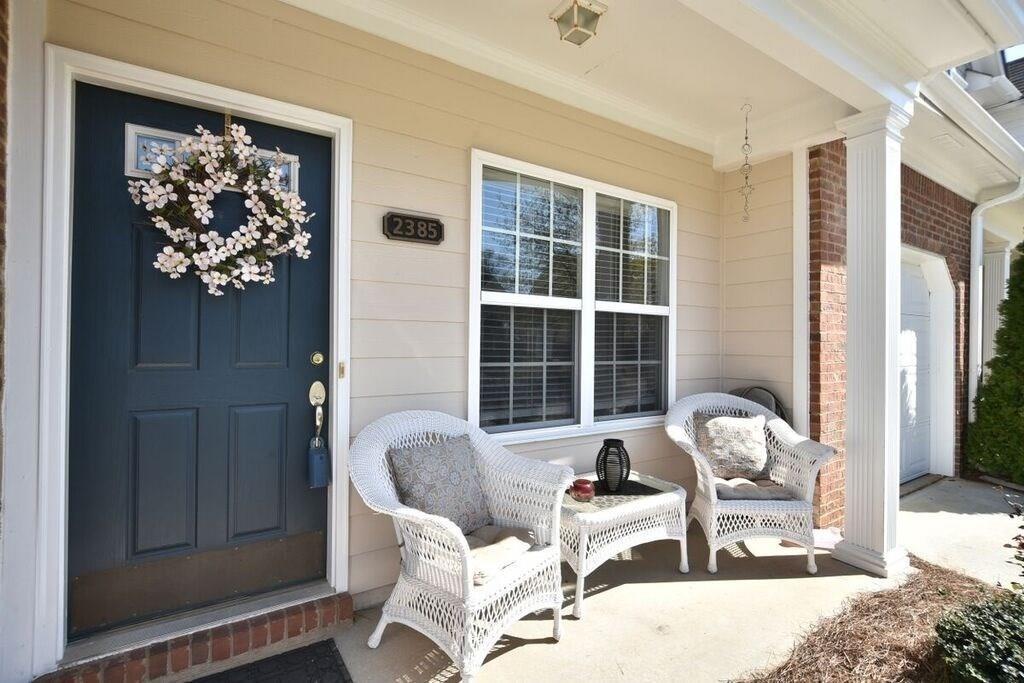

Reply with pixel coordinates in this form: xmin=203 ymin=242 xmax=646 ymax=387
xmin=693 ymin=413 xmax=768 ymax=480
xmin=388 ymin=434 xmax=492 ymax=533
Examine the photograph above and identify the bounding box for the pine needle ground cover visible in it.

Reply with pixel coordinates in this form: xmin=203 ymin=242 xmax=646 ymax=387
xmin=739 ymin=557 xmax=1000 ymax=683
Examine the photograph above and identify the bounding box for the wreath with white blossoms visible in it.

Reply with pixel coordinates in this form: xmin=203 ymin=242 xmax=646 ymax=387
xmin=128 ymin=123 xmax=313 ymax=296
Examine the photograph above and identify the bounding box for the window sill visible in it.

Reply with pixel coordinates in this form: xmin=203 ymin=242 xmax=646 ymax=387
xmin=491 ymin=415 xmax=665 ymax=446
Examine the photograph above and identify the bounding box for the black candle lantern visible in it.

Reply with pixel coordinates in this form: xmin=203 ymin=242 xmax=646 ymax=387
xmin=596 ymin=438 xmax=630 ymax=492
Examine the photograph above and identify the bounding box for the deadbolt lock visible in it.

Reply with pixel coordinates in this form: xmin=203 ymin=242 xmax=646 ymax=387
xmin=310 ymin=351 xmax=325 ymax=366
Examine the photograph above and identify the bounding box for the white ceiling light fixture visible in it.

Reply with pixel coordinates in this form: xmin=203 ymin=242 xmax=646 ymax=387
xmin=550 ymin=0 xmax=607 ymax=46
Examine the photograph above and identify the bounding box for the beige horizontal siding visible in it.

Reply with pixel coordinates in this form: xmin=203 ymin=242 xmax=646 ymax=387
xmin=51 ymin=0 xmax=725 ymax=597
xmin=721 ymin=155 xmax=794 ymax=412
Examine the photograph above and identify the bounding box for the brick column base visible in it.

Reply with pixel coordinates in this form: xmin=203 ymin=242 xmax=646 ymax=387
xmin=38 ymin=592 xmax=353 ymax=683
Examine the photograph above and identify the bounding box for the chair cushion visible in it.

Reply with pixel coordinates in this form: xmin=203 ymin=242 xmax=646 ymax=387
xmin=465 ymin=525 xmax=537 ymax=585
xmin=714 ymin=477 xmax=796 ymax=501
xmin=388 ymin=434 xmax=492 ymax=533
xmin=694 ymin=412 xmax=768 ymax=480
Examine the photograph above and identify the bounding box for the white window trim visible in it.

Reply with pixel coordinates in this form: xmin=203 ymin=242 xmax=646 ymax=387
xmin=469 ymin=149 xmax=677 ymax=445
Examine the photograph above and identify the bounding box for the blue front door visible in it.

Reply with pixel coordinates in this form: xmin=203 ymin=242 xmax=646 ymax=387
xmin=68 ymin=83 xmax=333 ymax=638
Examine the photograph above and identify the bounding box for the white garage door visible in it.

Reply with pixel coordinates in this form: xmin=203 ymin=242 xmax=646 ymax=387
xmin=899 ymin=262 xmax=931 ymax=483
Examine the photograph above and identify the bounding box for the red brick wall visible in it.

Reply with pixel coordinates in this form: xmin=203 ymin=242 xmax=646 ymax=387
xmin=808 ymin=140 xmax=847 ymax=529
xmin=38 ymin=593 xmax=352 ymax=682
xmin=807 ymin=141 xmax=974 ymax=528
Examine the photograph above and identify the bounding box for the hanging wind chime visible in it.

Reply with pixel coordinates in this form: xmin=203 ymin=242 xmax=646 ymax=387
xmin=739 ymin=103 xmax=754 ymax=222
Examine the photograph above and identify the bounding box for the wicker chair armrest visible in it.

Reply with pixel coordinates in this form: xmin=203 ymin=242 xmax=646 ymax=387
xmin=764 ymin=418 xmax=836 ymax=501
xmin=664 ymin=422 xmax=719 ymax=503
xmin=384 ymin=504 xmax=473 ymax=598
xmin=477 ymin=445 xmax=574 ymax=545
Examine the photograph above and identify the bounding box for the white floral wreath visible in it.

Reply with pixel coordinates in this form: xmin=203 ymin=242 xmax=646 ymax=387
xmin=128 ymin=123 xmax=313 ymax=296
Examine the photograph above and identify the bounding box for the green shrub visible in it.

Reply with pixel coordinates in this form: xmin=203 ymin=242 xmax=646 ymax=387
xmin=935 ymin=593 xmax=1024 ymax=682
xmin=968 ymin=242 xmax=1024 ymax=484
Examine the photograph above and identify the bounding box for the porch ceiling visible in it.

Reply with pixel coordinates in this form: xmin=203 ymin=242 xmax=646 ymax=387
xmin=286 ymin=0 xmax=1024 ymax=198
xmin=282 ymin=0 xmax=851 ymax=163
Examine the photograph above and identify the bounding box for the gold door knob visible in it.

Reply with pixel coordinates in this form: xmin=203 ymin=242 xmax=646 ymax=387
xmin=310 ymin=351 xmax=325 ymax=366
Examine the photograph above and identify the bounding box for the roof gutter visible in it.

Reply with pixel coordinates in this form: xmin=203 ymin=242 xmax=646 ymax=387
xmin=969 ymin=179 xmax=1024 ymax=420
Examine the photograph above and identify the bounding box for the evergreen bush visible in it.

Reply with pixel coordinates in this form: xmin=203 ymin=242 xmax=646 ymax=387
xmin=968 ymin=244 xmax=1024 ymax=484
xmin=935 ymin=592 xmax=1024 ymax=682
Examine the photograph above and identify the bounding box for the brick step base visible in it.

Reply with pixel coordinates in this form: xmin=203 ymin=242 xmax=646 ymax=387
xmin=38 ymin=593 xmax=353 ymax=683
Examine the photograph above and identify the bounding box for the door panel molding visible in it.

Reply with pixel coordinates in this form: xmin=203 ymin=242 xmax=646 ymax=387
xmin=28 ymin=45 xmax=352 ymax=673
xmin=228 ymin=403 xmax=288 ymax=540
xmin=131 ymin=222 xmax=201 ymax=371
xmin=129 ymin=408 xmax=199 ymax=558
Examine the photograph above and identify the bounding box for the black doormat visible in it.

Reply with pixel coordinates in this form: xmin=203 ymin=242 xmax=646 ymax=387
xmin=194 ymin=639 xmax=353 ymax=683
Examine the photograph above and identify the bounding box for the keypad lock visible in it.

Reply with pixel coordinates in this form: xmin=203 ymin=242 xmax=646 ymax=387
xmin=307 ymin=380 xmax=330 ymax=488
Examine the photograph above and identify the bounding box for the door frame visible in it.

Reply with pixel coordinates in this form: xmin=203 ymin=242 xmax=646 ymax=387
xmin=32 ymin=45 xmax=352 ymax=669
xmin=900 ymin=245 xmax=956 ymax=479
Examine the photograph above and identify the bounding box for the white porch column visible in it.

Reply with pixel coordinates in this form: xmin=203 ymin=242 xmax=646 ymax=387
xmin=832 ymin=104 xmax=912 ymax=578
xmin=981 ymin=247 xmax=1012 ymax=377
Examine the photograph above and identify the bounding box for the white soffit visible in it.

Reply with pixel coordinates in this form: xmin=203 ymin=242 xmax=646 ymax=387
xmin=281 ymin=0 xmax=845 ymax=162
xmin=902 ymin=96 xmax=1017 ymax=201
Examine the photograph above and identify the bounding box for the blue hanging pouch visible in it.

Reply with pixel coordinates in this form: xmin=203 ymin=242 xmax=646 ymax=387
xmin=308 ymin=436 xmax=331 ymax=489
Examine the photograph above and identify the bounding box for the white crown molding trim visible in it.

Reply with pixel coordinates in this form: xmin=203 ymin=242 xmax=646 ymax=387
xmin=280 ymin=0 xmax=717 ymax=154
xmin=713 ymin=93 xmax=852 ymax=170
xmin=836 ymin=103 xmax=913 ymax=140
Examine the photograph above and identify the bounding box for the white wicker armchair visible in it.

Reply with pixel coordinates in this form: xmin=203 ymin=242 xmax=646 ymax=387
xmin=664 ymin=393 xmax=836 ymax=574
xmin=349 ymin=411 xmax=574 ymax=682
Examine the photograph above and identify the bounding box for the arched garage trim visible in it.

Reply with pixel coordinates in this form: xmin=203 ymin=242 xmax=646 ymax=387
xmin=902 ymin=245 xmax=956 ymax=477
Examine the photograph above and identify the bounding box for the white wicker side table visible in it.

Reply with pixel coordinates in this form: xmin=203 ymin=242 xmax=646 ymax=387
xmin=560 ymin=471 xmax=688 ymax=618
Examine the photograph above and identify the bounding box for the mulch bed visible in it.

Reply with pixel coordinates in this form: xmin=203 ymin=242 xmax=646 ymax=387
xmin=739 ymin=556 xmax=1003 ymax=682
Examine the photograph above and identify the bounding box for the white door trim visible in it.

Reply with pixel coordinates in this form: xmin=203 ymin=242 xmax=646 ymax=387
xmin=19 ymin=45 xmax=352 ymax=676
xmin=901 ymin=245 xmax=956 ymax=478
xmin=792 ymin=146 xmax=810 ymax=436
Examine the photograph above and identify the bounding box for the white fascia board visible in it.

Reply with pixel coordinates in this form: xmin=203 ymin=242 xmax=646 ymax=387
xmin=280 ymin=0 xmax=716 ymax=153
xmin=922 ymin=72 xmax=1024 ymax=175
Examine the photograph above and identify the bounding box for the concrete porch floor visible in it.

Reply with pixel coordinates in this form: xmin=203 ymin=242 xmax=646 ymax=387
xmin=899 ymin=477 xmax=1022 ymax=586
xmin=334 ymin=477 xmax=1018 ymax=682
xmin=335 ymin=534 xmax=897 ymax=682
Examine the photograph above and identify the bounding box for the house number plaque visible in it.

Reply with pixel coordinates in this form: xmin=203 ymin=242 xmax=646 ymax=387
xmin=382 ymin=212 xmax=444 ymax=245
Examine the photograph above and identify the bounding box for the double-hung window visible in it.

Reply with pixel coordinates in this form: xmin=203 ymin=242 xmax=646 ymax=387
xmin=470 ymin=150 xmax=676 ymax=441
